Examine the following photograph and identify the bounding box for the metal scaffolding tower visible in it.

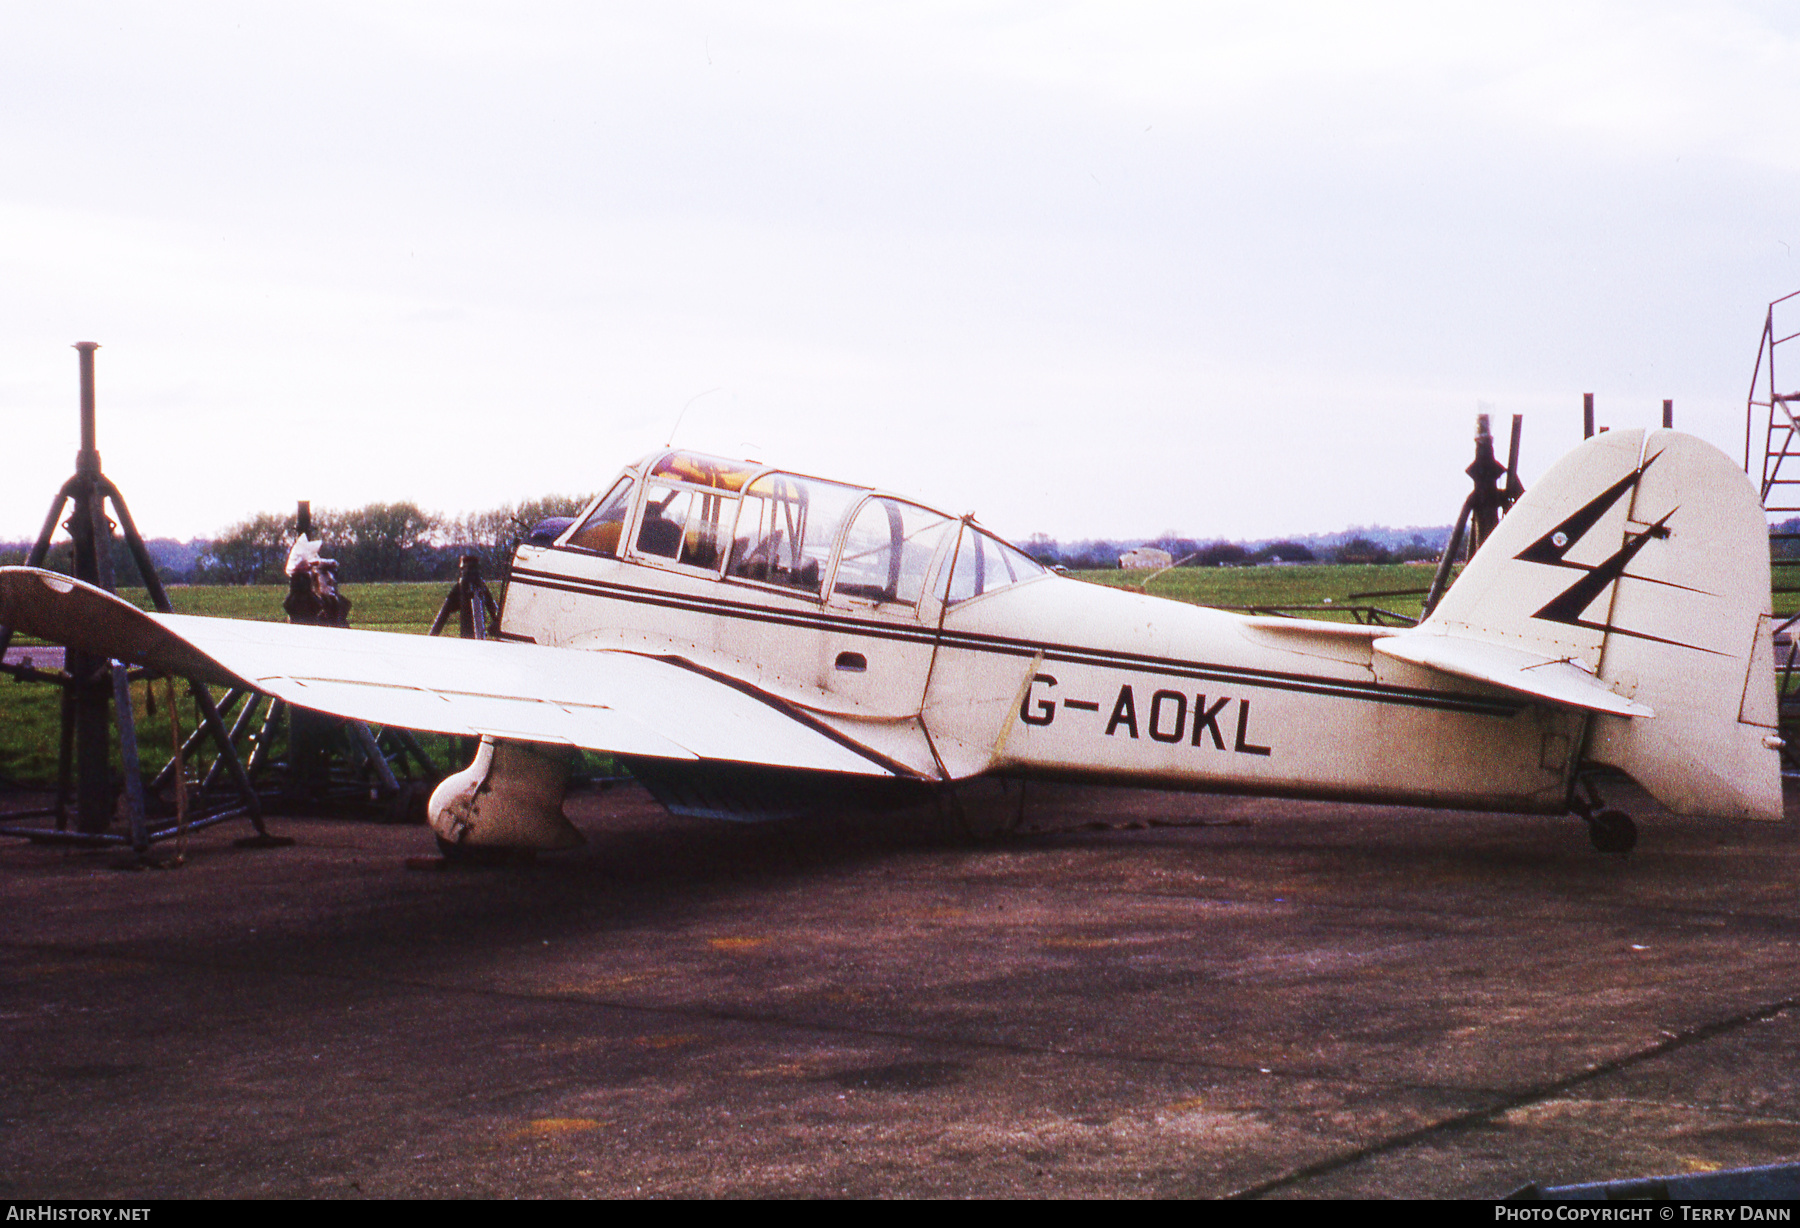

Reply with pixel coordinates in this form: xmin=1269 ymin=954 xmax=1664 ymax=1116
xmin=1746 ymin=290 xmax=1800 ymax=510
xmin=1743 ymin=291 xmax=1800 ymax=769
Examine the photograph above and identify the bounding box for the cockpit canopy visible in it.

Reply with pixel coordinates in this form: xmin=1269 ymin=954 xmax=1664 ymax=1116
xmin=557 ymin=449 xmax=1046 ymax=609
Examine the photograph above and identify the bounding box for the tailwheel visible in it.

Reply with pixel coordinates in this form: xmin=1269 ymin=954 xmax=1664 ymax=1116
xmin=1585 ymin=809 xmax=1637 ymax=855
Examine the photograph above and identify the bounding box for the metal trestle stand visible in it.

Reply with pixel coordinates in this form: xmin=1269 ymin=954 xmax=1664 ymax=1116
xmin=0 ymin=343 xmax=288 ymax=861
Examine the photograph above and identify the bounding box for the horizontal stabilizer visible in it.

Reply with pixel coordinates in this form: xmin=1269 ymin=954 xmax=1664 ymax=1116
xmin=0 ymin=566 xmax=899 ymax=778
xmin=1374 ymin=632 xmax=1653 ymax=718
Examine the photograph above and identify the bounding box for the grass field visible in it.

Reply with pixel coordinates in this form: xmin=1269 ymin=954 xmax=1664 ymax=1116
xmin=1072 ymin=562 xmax=1444 ymax=622
xmin=113 ymin=582 xmax=442 ymax=634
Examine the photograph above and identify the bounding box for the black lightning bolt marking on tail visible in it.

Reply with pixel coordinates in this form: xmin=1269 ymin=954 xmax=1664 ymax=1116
xmin=1512 ymin=449 xmax=1705 ymax=599
xmin=1532 ymin=508 xmax=1674 ymax=626
xmin=1515 ymin=452 xmax=1724 ymax=654
xmin=1516 ymin=453 xmax=1658 ymax=567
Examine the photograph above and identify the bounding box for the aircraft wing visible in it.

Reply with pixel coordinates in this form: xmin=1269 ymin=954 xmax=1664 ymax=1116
xmin=0 ymin=566 xmax=899 ymax=777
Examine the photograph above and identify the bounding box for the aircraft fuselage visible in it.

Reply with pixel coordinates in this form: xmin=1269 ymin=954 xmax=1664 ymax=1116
xmin=501 ymin=509 xmax=1581 ymax=816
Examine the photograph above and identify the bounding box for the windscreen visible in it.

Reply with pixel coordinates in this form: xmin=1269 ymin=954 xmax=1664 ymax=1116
xmin=938 ymin=526 xmax=1047 ymax=604
xmin=564 ymin=476 xmax=635 ymax=556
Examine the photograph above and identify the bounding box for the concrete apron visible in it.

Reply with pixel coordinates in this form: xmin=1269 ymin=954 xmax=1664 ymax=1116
xmin=1 ymin=779 xmax=1797 ymax=1198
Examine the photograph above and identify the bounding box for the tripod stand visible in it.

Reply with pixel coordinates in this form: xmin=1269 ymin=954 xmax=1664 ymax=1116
xmin=0 ymin=343 xmax=277 ymax=856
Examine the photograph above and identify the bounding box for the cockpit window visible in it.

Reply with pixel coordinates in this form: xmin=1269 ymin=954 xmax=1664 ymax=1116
xmin=938 ymin=525 xmax=1047 ymax=605
xmin=636 ymin=483 xmax=737 ymax=570
xmin=833 ymin=499 xmax=953 ymax=607
xmin=564 ymin=476 xmax=635 ymax=556
xmin=650 ymin=452 xmax=758 ymax=493
xmin=727 ymin=473 xmax=861 ymax=595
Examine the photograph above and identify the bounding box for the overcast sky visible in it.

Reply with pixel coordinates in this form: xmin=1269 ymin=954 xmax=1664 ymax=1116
xmin=2 ymin=2 xmax=1796 ymax=547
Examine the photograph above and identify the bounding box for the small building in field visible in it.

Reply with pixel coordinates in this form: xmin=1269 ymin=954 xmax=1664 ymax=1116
xmin=1119 ymin=547 xmax=1174 ymax=570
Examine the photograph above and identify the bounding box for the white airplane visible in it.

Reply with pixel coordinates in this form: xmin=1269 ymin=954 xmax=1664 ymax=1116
xmin=0 ymin=427 xmax=1782 ymax=856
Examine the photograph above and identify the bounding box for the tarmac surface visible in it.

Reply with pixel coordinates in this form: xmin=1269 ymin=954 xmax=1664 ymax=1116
xmin=2 ymin=778 xmax=1798 ymax=1199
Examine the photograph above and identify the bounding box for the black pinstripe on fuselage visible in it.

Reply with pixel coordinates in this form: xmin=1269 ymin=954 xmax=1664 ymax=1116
xmin=505 ymin=562 xmax=1521 ymax=720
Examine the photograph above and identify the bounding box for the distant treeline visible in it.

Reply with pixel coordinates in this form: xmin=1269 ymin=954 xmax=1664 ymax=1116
xmin=1022 ymin=526 xmax=1452 ymax=569
xmin=1024 ymin=517 xmax=1800 ymax=571
xmin=1772 ymin=517 xmax=1800 ymax=559
xmin=0 ymin=495 xmax=596 ymax=586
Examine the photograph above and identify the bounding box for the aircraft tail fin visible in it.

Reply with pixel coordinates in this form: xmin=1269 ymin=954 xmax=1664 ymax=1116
xmin=1411 ymin=428 xmax=1781 ymax=821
